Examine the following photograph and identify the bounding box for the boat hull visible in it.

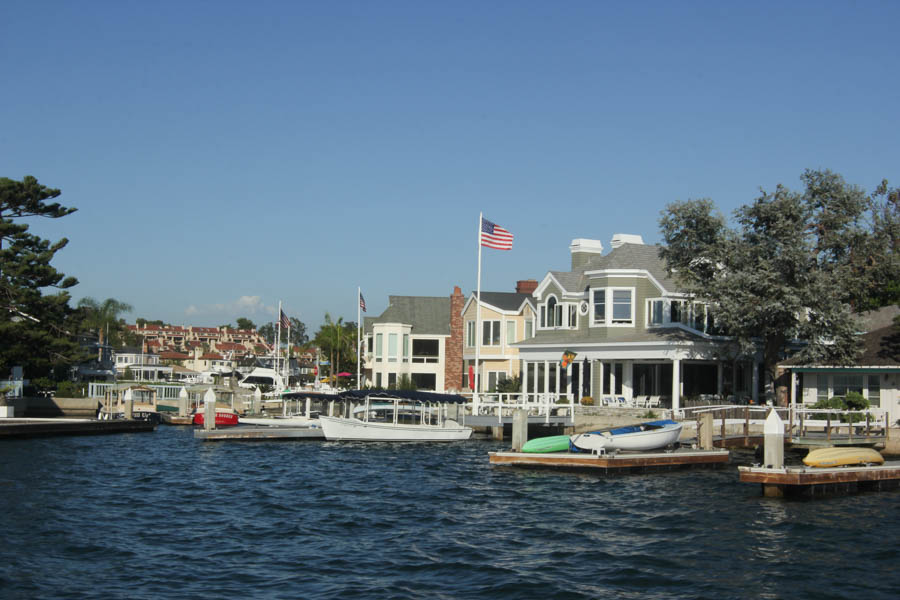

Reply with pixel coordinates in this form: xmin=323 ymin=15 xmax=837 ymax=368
xmin=572 ymin=420 xmax=683 ymax=452
xmin=802 ymin=447 xmax=884 ymax=468
xmin=318 ymin=416 xmax=472 ymax=441
xmin=239 ymin=416 xmax=318 ymax=428
xmin=521 ymin=435 xmax=572 ymax=453
xmin=192 ymin=410 xmax=240 ymax=427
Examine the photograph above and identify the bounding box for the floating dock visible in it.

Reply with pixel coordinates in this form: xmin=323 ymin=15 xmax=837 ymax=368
xmin=0 ymin=418 xmax=156 ymax=439
xmin=739 ymin=462 xmax=900 ymax=497
xmin=489 ymin=448 xmax=729 ymax=473
xmin=194 ymin=426 xmax=325 ymax=442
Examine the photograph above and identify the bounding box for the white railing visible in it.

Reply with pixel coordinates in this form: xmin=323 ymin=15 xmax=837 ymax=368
xmin=464 ymin=392 xmax=576 ymax=425
xmin=674 ymin=404 xmax=891 ymax=434
xmin=89 ymin=382 xmax=187 ymax=402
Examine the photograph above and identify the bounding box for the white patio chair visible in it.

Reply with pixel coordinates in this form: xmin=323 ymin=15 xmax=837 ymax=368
xmin=648 ymin=396 xmax=661 ymax=408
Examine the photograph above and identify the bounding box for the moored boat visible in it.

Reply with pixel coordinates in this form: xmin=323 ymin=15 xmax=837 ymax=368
xmin=192 ymin=407 xmax=239 ymax=427
xmin=521 ymin=435 xmax=572 ymax=453
xmin=98 ymin=385 xmax=161 ymax=425
xmin=318 ymin=390 xmax=472 ymax=442
xmin=570 ymin=419 xmax=683 ymax=452
xmin=802 ymin=447 xmax=884 ymax=468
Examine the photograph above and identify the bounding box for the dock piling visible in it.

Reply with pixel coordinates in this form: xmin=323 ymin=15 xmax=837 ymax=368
xmin=204 ymin=388 xmax=216 ymax=431
xmin=511 ymin=409 xmax=528 ymax=451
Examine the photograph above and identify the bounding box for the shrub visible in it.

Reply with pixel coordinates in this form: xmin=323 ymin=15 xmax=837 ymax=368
xmin=56 ymin=381 xmax=86 ymax=398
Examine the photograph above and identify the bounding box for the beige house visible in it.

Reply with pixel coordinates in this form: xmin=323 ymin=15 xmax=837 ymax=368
xmin=462 ymin=281 xmax=538 ymax=393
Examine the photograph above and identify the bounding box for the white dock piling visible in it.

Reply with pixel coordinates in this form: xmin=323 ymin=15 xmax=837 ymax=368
xmin=764 ymin=408 xmax=784 ymax=469
xmin=204 ymin=388 xmax=216 ymax=431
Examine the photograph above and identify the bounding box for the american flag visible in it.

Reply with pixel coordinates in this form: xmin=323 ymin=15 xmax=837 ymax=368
xmin=359 ymin=292 xmax=367 ymax=313
xmin=280 ymin=310 xmax=290 ymax=329
xmin=481 ymin=217 xmax=514 ymax=250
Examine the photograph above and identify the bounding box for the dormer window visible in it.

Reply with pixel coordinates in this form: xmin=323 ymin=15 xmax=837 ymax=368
xmin=539 ymin=295 xmax=576 ymax=330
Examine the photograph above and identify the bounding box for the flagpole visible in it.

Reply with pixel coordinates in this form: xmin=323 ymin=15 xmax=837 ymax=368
xmin=474 ymin=212 xmax=483 ymax=415
xmin=276 ymin=300 xmax=282 ymax=376
xmin=357 ymin=286 xmax=361 ymax=390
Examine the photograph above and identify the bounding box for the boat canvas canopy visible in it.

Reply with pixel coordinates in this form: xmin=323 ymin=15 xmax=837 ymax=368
xmin=338 ymin=389 xmax=468 ymax=404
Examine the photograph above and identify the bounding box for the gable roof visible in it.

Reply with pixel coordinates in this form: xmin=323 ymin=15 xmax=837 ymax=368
xmin=464 ymin=291 xmax=534 ymax=314
xmin=365 ymin=296 xmax=450 ymax=335
xmin=538 ymin=243 xmax=680 ymax=296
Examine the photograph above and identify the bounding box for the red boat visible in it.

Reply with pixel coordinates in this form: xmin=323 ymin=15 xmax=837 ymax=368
xmin=192 ymin=407 xmax=240 ymax=427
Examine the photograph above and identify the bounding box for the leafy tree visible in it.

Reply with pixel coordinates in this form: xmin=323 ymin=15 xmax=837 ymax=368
xmin=314 ymin=313 xmax=352 ymax=383
xmin=258 ymin=322 xmax=275 ymax=344
xmin=659 ymin=170 xmax=893 ymax=404
xmin=0 ymin=176 xmax=83 ymax=378
xmin=236 ymin=317 xmax=255 ymax=330
xmin=76 ymin=297 xmax=133 ymax=346
xmin=288 ymin=317 xmax=308 ymax=346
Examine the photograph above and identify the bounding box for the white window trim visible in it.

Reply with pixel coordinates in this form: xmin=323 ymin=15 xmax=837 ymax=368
xmin=609 ymin=287 xmax=635 ymax=326
xmin=539 ymin=294 xmax=578 ymax=331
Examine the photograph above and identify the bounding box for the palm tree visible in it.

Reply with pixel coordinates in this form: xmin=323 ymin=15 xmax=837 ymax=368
xmin=77 ymin=297 xmax=133 ymax=346
xmin=314 ymin=313 xmax=352 ymax=384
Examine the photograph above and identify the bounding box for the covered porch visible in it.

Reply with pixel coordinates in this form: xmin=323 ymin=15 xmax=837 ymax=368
xmin=520 ymin=351 xmax=761 ymax=412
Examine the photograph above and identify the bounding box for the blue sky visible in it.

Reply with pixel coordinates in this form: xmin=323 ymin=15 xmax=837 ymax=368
xmin=3 ymin=1 xmax=897 ymax=334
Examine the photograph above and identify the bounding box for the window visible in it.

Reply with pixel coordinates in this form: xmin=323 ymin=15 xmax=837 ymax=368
xmin=482 ymin=320 xmax=500 ymax=345
xmin=671 ymin=300 xmax=686 ymax=325
xmin=611 ymin=289 xmax=633 ymax=324
xmin=542 ymin=296 xmax=562 ymax=328
xmin=868 ymin=375 xmax=881 ymax=407
xmin=403 ymin=334 xmax=409 ymax=362
xmin=567 ymin=304 xmax=577 ymax=329
xmin=648 ymin=299 xmax=664 ymax=325
xmin=506 ymin=321 xmax=516 ymax=344
xmin=833 ymin=374 xmax=863 ymax=398
xmin=375 ymin=334 xmax=383 ymax=362
xmin=466 ymin=321 xmax=476 ymax=347
xmin=487 ymin=371 xmax=508 ymax=392
xmin=524 ymin=319 xmax=533 ymax=339
xmin=592 ymin=289 xmax=606 ymax=325
xmin=388 ymin=334 xmax=398 ymax=362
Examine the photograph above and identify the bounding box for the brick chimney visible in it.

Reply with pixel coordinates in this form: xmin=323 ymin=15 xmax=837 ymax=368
xmin=516 ymin=279 xmax=538 ymax=295
xmin=445 ymin=286 xmax=465 ymax=392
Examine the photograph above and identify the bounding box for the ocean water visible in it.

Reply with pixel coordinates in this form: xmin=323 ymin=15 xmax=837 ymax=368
xmin=0 ymin=426 xmax=897 ymax=599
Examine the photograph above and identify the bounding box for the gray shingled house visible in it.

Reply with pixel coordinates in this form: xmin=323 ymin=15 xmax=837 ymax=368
xmin=515 ymin=235 xmax=762 ymax=411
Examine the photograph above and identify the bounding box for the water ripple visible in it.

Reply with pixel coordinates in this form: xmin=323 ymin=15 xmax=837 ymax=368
xmin=1 ymin=427 xmax=900 ymax=599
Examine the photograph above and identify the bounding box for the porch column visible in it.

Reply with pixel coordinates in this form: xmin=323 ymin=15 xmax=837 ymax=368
xmin=598 ymin=361 xmax=605 ymax=398
xmin=671 ymin=358 xmax=681 ymax=412
xmin=543 ymin=361 xmax=550 ymax=398
xmin=522 ymin=361 xmax=529 ymax=398
xmin=752 ymin=361 xmax=760 ymax=404
xmin=790 ymin=370 xmax=797 ymax=405
xmin=623 ymin=361 xmax=634 ymax=400
xmin=566 ymin=362 xmax=573 ymax=399
xmin=555 ymin=361 xmax=561 ymax=397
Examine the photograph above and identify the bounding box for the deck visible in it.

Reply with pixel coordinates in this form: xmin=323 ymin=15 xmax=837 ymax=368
xmin=489 ymin=448 xmax=729 ymax=473
xmin=194 ymin=426 xmax=325 ymax=441
xmin=739 ymin=461 xmax=900 ymax=497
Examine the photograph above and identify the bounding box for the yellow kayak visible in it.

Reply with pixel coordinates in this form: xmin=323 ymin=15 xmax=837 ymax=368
xmin=802 ymin=447 xmax=884 ymax=468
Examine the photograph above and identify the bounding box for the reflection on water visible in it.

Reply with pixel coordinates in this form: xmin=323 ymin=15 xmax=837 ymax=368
xmin=0 ymin=427 xmax=898 ymax=599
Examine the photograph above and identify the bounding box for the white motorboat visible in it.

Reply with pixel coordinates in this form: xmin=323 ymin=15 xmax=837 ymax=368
xmin=570 ymin=419 xmax=683 ymax=452
xmin=318 ymin=390 xmax=472 ymax=442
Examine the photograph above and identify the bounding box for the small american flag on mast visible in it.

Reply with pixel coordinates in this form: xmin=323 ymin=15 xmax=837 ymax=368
xmin=280 ymin=310 xmax=290 ymax=329
xmin=359 ymin=292 xmax=367 ymax=313
xmin=481 ymin=217 xmax=514 ymax=250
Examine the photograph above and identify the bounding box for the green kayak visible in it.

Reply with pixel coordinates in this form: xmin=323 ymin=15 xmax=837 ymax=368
xmin=521 ymin=435 xmax=571 ymax=453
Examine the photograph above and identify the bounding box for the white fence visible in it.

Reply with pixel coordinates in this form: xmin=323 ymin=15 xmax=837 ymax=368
xmin=461 ymin=392 xmax=576 ymax=424
xmin=88 ymin=382 xmax=187 ymax=403
xmin=674 ymin=404 xmax=891 ymax=433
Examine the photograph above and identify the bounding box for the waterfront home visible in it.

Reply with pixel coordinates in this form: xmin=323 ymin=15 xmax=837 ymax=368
xmin=462 ymin=281 xmax=538 ymax=393
xmin=112 ymin=346 xmax=173 ymax=381
xmin=779 ymin=306 xmax=900 ymax=417
xmin=362 ymin=287 xmax=465 ymax=392
xmin=514 ymin=235 xmax=762 ymax=411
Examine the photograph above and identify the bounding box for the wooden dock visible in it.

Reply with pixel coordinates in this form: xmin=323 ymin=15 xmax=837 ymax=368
xmin=194 ymin=426 xmax=325 ymax=441
xmin=489 ymin=448 xmax=730 ymax=473
xmin=739 ymin=462 xmax=900 ymax=497
xmin=0 ymin=418 xmax=156 ymax=439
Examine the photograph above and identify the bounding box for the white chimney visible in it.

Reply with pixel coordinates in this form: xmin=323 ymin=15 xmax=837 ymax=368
xmin=610 ymin=234 xmax=644 ymax=249
xmin=569 ymin=239 xmax=604 ymax=270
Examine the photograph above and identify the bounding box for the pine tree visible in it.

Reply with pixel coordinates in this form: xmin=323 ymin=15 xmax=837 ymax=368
xmin=0 ymin=176 xmax=83 ymax=378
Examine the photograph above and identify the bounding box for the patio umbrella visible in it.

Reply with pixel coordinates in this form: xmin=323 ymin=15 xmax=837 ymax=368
xmin=336 ymin=372 xmax=352 ymax=377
